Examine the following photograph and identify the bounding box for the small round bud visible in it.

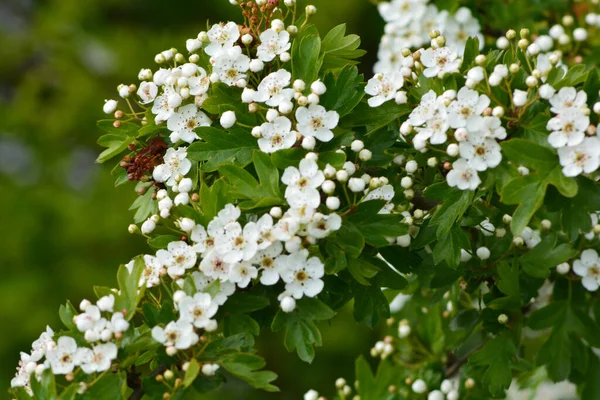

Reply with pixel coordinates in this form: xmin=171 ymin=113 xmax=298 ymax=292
xmin=336 ymin=170 xmax=349 ymax=183
xmin=573 ymin=28 xmax=588 ymax=42
xmin=400 ymin=121 xmax=413 ymax=135
xmin=166 ymin=346 xmax=177 ymax=356
xmin=509 ymin=63 xmax=520 ymax=74
xmin=305 ymin=5 xmax=317 ymax=15
xmin=164 ymin=370 xmax=174 ymax=380
xmin=496 ymin=36 xmax=510 ymax=49
xmin=557 ymin=262 xmax=570 ymax=275
xmin=447 ymin=143 xmax=459 ymax=157
xmin=562 ymin=15 xmax=574 ymax=26
xmin=103 ymin=99 xmax=118 ymax=114
xmin=400 ymin=176 xmax=413 ymax=189
xmin=270 ymin=207 xmax=283 ymax=219
xmin=506 ymin=29 xmax=517 ymax=39
xmin=518 ymin=38 xmax=529 ymax=49
xmin=310 ymin=80 xmax=327 ymax=95
xmin=279 ymin=52 xmax=291 ymax=63
xmin=348 ymin=177 xmax=366 ymax=193
xmin=351 ymin=140 xmax=364 ymax=152
xmin=412 ymin=379 xmax=427 ymax=394
xmin=326 ymin=196 xmax=340 ymax=210
xmin=427 ymin=157 xmax=438 ymax=168
xmin=526 ymin=76 xmax=538 ymax=87
xmin=520 ymin=28 xmax=530 ymax=39
xmin=358 ymin=149 xmax=372 ymax=162
xmin=498 ymin=314 xmax=509 ymax=324
xmin=321 ymin=180 xmax=336 ymax=194
xmin=512 ymin=236 xmax=525 ymax=247
xmin=476 ymin=246 xmax=491 ymax=260
xmin=293 ymin=79 xmax=306 ymax=92
xmin=465 ymin=378 xmax=475 ymax=389
xmin=302 ymin=136 xmax=316 ymax=150
xmin=541 ymin=219 xmax=552 ymax=230
xmin=475 ymin=54 xmax=487 ymax=65
xmin=249 ymin=59 xmax=264 ymax=72
xmin=266 ymin=109 xmax=279 ymax=122
xmin=281 ymin=296 xmax=296 ymax=313
xmin=405 ymin=160 xmax=418 ymax=174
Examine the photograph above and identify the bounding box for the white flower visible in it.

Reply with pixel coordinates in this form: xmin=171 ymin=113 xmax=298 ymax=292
xmin=103 ymin=99 xmax=118 ymax=114
xmin=200 ymin=250 xmax=234 ymax=281
xmin=539 ymin=83 xmax=556 ymax=100
xmin=153 ymin=147 xmax=192 ymax=186
xmin=306 ymin=213 xmax=342 ymax=239
xmin=30 ymin=326 xmax=55 ymax=362
xmin=549 ymin=87 xmax=589 ymax=114
xmin=140 ymin=254 xmax=162 ymax=288
xmin=257 ymin=116 xmax=296 ymax=153
xmin=459 ymin=131 xmax=502 ymax=171
xmin=151 ymin=320 xmax=199 ymax=349
xmin=557 ymin=137 xmax=600 ymax=177
xmin=137 ymin=82 xmax=158 ymax=104
xmin=413 ymin=101 xmax=450 ymax=145
xmin=272 ymin=217 xmax=300 ymax=241
xmin=188 ymin=67 xmax=210 ymax=95
xmin=191 ymin=224 xmax=212 ymax=254
xmin=513 ymin=89 xmax=528 ymax=107
xmin=295 ymin=104 xmax=339 ymax=142
xmin=479 ymin=116 xmax=507 ymax=140
xmin=74 ymin=343 xmax=118 ymax=374
xmin=363 ymin=184 xmax=395 ymax=202
xmin=109 ymin=312 xmax=129 ymax=333
xmin=278 ymin=249 xmax=325 ymax=299
xmin=408 ymin=90 xmax=439 ymax=127
xmin=420 ymin=47 xmax=461 ymax=78
xmin=444 ymin=7 xmax=482 ymax=55
xmin=256 ymin=214 xmax=277 ymax=250
xmin=220 ymin=111 xmax=237 ymax=129
xmin=282 ymin=159 xmax=325 ymax=208
xmin=213 ymin=46 xmax=250 ymax=86
xmin=446 ymin=158 xmax=481 ymax=190
xmin=178 ymin=293 xmax=218 ymax=329
xmin=192 ymin=271 xmax=235 ymax=305
xmin=97 ymin=295 xmax=115 ymax=312
xmin=215 ymin=221 xmax=259 ymax=263
xmin=448 ymin=87 xmax=490 ymax=130
xmin=205 ymin=22 xmax=240 ymax=57
xmin=377 ymin=0 xmax=427 ymax=25
xmin=46 ymin=336 xmax=78 ymax=374
xmin=365 ymin=72 xmax=404 ymax=107
xmin=167 ymin=104 xmax=211 ymax=143
xmin=546 ymin=110 xmax=588 ymax=148
xmin=573 ymin=249 xmax=600 ymax=291
xmin=252 ymin=242 xmax=284 ymax=285
xmin=254 ymin=69 xmax=295 ymax=107
xmin=74 ymin=305 xmax=102 ymax=332
xmin=257 ymin=29 xmax=291 ymax=62
xmin=229 ymin=262 xmax=258 ymax=288
xmin=519 ymin=227 xmax=541 ymax=248
xmin=156 ymin=241 xmax=197 ymax=279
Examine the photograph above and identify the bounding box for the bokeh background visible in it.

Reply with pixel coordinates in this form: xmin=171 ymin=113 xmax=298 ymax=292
xmin=0 ymin=0 xmax=381 ymax=397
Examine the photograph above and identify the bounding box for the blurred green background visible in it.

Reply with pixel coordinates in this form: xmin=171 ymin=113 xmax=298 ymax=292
xmin=0 ymin=0 xmax=381 ymax=397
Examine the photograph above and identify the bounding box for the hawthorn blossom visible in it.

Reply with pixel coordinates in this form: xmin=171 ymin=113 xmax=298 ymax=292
xmin=295 ymin=104 xmax=339 ymax=142
xmin=46 ymin=336 xmax=78 ymax=374
xmin=282 ymin=159 xmax=325 ymax=208
xmin=459 ymin=131 xmax=502 ymax=171
xmin=153 ymin=147 xmax=192 ymax=186
xmin=549 ymin=87 xmax=588 ymax=114
xmin=152 ymin=320 xmax=199 ymax=349
xmin=278 ymin=249 xmax=325 ymax=299
xmin=557 ymin=137 xmax=600 ymax=177
xmin=257 ymin=116 xmax=296 ymax=153
xmin=306 ymin=213 xmax=342 ymax=239
xmin=256 ymin=214 xmax=277 ymax=250
xmin=200 ymin=250 xmax=233 ymax=281
xmin=365 ymin=72 xmax=405 ymax=107
xmin=74 ymin=343 xmax=118 ymax=374
xmin=446 ymin=158 xmax=481 ymax=190
xmin=253 ymin=241 xmax=284 ymax=285
xmin=546 ymin=109 xmax=588 ymax=148
xmin=137 ymin=81 xmax=158 ymax=104
xmin=188 ymin=67 xmax=211 ymax=95
xmin=167 ymin=104 xmax=211 ymax=143
xmin=254 ymin=70 xmax=295 ymax=107
xmin=140 ymin=254 xmax=162 ymax=288
xmin=573 ymin=249 xmax=600 ymax=291
xmin=447 ymin=87 xmax=490 ymax=131
xmin=420 ymin=47 xmax=461 ymax=78
xmin=229 ymin=262 xmax=259 ymax=288
xmin=408 ymin=90 xmax=439 ymax=127
xmin=414 ymin=103 xmax=450 ymax=145
xmin=205 ymin=22 xmax=240 ymax=57
xmin=215 ymin=221 xmax=259 ymax=263
xmin=257 ymin=29 xmax=291 ymax=62
xmin=444 ymin=7 xmax=483 ymax=55
xmin=377 ymin=0 xmax=427 ymax=25
xmin=192 ymin=271 xmax=235 ymax=305
xmin=213 ymin=46 xmax=250 ymax=86
xmin=479 ymin=116 xmax=507 ymax=140
xmin=156 ymin=241 xmax=197 ymax=278
xmin=178 ymin=293 xmax=218 ymax=329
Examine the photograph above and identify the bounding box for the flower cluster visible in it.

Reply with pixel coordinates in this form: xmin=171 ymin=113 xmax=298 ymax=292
xmin=374 ymin=0 xmax=481 ymax=74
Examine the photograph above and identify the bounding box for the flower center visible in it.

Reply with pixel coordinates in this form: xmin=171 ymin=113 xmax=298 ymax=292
xmin=295 ymin=271 xmax=308 ymax=282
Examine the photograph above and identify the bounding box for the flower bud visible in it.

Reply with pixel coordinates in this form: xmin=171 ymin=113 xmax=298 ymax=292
xmin=326 ymin=196 xmax=340 ymax=210
xmin=280 ymin=296 xmax=296 ymax=313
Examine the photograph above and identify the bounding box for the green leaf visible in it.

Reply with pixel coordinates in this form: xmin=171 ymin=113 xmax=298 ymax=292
xmin=461 ymin=37 xmax=480 ymax=71
xmin=224 ymin=313 xmax=260 ymax=337
xmin=218 ymin=151 xmax=283 ymax=210
xmin=468 ymin=332 xmax=517 ymax=396
xmin=351 ymin=279 xmax=390 ymax=328
xmin=80 ymin=371 xmax=128 ymax=399
xmin=271 ymin=297 xmax=335 ymax=363
xmin=320 ymin=24 xmax=366 ymax=71
xmin=220 ymin=352 xmax=279 ymax=392
xmin=292 ymin=24 xmax=322 ymax=85
xmin=489 ymin=262 xmax=521 ymax=311
xmin=340 ymin=101 xmax=409 ymax=134
xmin=324 ymin=242 xmax=347 ymax=274
xmin=319 ymin=65 xmax=365 ymax=117
xmin=346 ymin=200 xmax=408 ymax=247
xmin=328 ymin=222 xmax=364 ymax=259
xmin=554 ymin=64 xmax=590 ymax=89
xmin=183 ymin=359 xmax=201 ymax=388
xmin=501 ymin=174 xmax=546 ymax=235
xmin=30 ymin=369 xmax=57 ymax=400
xmin=347 ymin=257 xmax=380 ymax=286
xmin=129 ymin=188 xmax=157 ymax=224
xmin=197 ymin=179 xmax=229 ymax=225
xmin=354 ymin=356 xmax=402 ymax=400
xmin=202 ymin=83 xmax=258 ymax=126
xmin=521 ymin=234 xmax=577 ymax=278
xmin=220 ymin=292 xmax=270 ymax=314
xmin=429 ymin=188 xmax=474 ymax=238
xmin=187 ymin=126 xmax=257 ymax=172
xmin=59 ymin=300 xmax=78 ymax=331
xmin=432 ymin=224 xmax=468 ymax=269
xmin=115 ymin=256 xmax=145 ymax=320
xmin=148 ymin=235 xmax=180 ymax=250
xmin=500 ymin=139 xmax=557 ymax=171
